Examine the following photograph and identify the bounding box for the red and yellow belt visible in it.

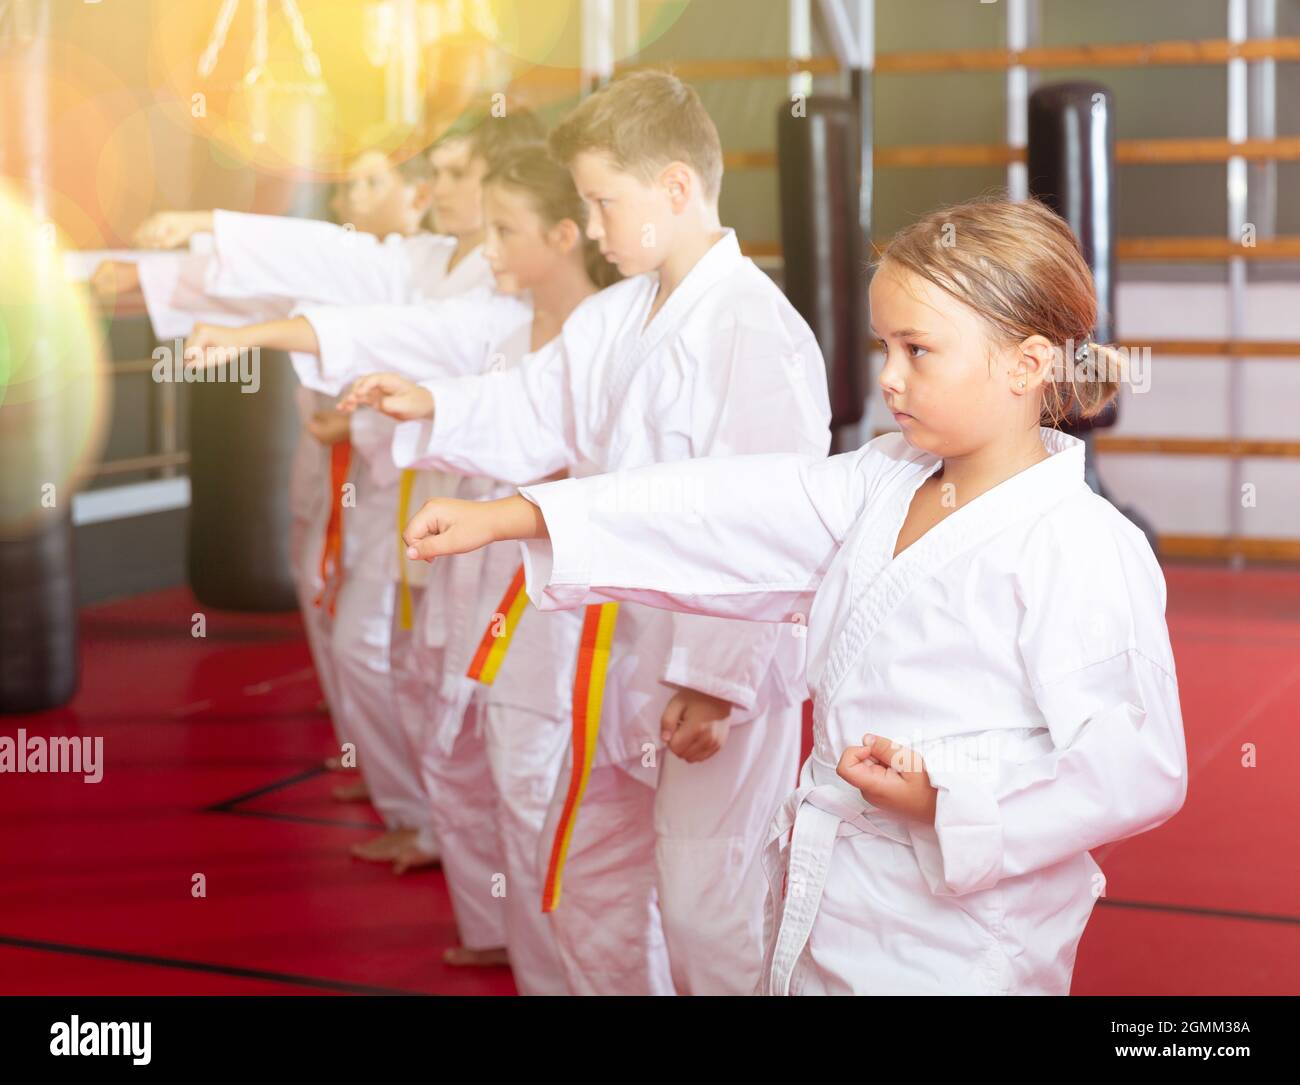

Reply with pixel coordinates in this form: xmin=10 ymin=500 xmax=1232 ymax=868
xmin=464 ymin=563 xmax=619 ymax=913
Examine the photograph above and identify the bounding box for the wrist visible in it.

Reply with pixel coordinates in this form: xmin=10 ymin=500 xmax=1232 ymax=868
xmin=490 ymin=494 xmax=546 ymax=543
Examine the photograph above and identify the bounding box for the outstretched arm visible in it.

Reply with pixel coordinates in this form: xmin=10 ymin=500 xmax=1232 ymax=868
xmin=403 ymin=446 xmax=879 ymax=625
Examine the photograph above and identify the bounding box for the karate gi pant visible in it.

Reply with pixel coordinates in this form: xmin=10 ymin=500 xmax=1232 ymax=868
xmin=539 ymin=759 xmax=675 ymax=996
xmin=481 ymin=703 xmax=571 ymax=996
xmin=421 ymin=697 xmax=509 ymax=951
xmin=388 ymin=586 xmax=438 ymax=852
xmin=288 ymin=433 xmax=348 ymax=750
xmin=330 ymin=573 xmax=427 ymax=831
xmin=654 ymin=698 xmax=803 ymax=996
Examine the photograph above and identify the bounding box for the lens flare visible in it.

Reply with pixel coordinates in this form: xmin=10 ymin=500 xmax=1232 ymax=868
xmin=0 ymin=186 xmax=109 ymax=539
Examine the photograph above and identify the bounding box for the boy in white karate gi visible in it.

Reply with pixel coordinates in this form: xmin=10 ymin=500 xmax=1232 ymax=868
xmin=185 ymin=108 xmax=541 ymax=869
xmin=347 ymin=72 xmax=830 ymax=995
xmin=91 ymin=147 xmax=439 ymax=770
xmin=402 ymin=196 xmax=1190 ymax=997
xmin=301 ymin=145 xmax=617 ymax=985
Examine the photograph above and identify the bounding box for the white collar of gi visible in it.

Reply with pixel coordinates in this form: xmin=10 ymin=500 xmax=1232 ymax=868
xmin=919 ymin=424 xmax=1085 ymax=505
xmin=1035 ymin=424 xmax=1086 ymax=481
xmin=640 ymin=227 xmax=744 ymax=345
xmin=980 ymin=424 xmax=1087 ymax=499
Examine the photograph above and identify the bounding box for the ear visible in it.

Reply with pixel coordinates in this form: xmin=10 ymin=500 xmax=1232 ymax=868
xmin=409 ymin=180 xmax=434 ymax=213
xmin=659 ymin=161 xmax=693 ymax=211
xmin=1012 ymin=334 xmax=1057 ymax=396
xmin=548 ymin=217 xmax=581 ymax=255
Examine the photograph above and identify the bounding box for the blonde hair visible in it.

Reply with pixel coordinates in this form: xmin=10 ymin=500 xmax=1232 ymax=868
xmin=483 ymin=143 xmax=622 ymax=290
xmin=877 ymin=196 xmax=1122 ymax=426
xmin=549 ymin=70 xmax=724 ymax=201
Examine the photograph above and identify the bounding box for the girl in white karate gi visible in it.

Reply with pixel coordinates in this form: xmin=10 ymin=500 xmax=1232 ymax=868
xmin=215 ymin=145 xmax=615 ymax=984
xmin=399 ymin=196 xmax=1190 ymax=996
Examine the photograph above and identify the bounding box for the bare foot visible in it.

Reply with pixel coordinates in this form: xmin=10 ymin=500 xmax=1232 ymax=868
xmin=350 ymin=828 xmax=416 ymax=862
xmin=443 ymin=945 xmax=509 ymax=968
xmin=392 ymin=841 xmax=441 ymax=874
xmin=332 ymin=779 xmax=370 ymax=803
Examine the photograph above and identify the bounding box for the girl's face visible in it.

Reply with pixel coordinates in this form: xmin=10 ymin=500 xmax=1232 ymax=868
xmin=481 ymin=182 xmax=575 ymax=295
xmin=341 ymin=150 xmax=427 ymax=237
xmin=429 ymin=137 xmax=486 ymax=239
xmin=869 ymin=260 xmax=1034 ymax=459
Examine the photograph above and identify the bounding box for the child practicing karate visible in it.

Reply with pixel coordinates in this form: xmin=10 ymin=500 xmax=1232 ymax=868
xmin=184 ymin=106 xmax=543 ymax=872
xmin=343 ymin=70 xmax=831 ymax=996
xmin=207 ymin=143 xmax=617 ymax=986
xmin=89 ymin=147 xmax=440 ymax=792
xmin=396 ymin=195 xmax=1189 ymax=996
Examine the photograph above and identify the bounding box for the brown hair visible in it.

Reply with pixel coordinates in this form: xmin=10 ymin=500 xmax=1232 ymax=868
xmin=876 ymin=196 xmax=1123 ymax=426
xmin=548 ymin=70 xmax=724 ymax=201
xmin=434 ymin=98 xmax=546 ymax=172
xmin=483 ymin=144 xmax=622 ymax=290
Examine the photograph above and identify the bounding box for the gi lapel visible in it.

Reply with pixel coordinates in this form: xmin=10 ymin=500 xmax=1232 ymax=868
xmin=603 ymin=229 xmax=746 ymax=421
xmin=815 ymin=427 xmax=1088 ymax=719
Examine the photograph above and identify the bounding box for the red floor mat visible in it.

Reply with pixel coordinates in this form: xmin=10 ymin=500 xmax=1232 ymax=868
xmin=1 ymin=565 xmax=1297 ymax=995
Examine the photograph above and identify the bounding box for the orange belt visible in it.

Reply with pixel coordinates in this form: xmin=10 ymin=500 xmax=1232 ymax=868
xmin=540 ymin=601 xmax=619 ymax=913
xmin=396 ymin=469 xmax=416 ymax=631
xmin=465 ymin=563 xmax=530 ymax=684
xmin=313 ymin=440 xmax=351 ymax=616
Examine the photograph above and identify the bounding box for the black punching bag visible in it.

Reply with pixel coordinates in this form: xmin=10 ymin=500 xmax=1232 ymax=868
xmin=186 ymin=88 xmax=331 ymax=612
xmin=1027 ymin=81 xmax=1119 ymax=433
xmin=1028 ymin=83 xmax=1157 ymax=549
xmin=0 ymin=0 xmax=81 ymax=713
xmin=776 ymin=96 xmax=867 ymax=434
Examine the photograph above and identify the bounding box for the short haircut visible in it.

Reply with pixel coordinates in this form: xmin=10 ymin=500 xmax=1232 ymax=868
xmin=548 ymin=70 xmax=724 ymax=200
xmin=434 ymin=99 xmax=546 ymax=172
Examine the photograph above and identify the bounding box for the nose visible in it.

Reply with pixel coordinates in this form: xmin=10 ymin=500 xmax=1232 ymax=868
xmin=585 ymin=212 xmax=604 ymax=242
xmin=877 ymin=346 xmax=905 ymax=397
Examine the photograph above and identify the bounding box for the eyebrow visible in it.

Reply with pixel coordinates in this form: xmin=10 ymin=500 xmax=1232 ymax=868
xmin=869 ymin=325 xmax=930 ymax=339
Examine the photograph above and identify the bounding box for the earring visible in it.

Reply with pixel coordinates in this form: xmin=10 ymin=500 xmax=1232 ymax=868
xmin=1017 ymin=379 xmax=1025 ymax=389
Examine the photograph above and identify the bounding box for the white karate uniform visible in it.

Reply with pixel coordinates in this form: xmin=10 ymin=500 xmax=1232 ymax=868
xmin=204 ymin=213 xmax=494 ymax=833
xmin=391 ymin=229 xmax=831 ymax=995
xmin=133 ymin=250 xmax=353 ymax=738
xmin=302 ymin=293 xmax=576 ymax=987
xmin=514 ymin=426 xmax=1190 ymax=995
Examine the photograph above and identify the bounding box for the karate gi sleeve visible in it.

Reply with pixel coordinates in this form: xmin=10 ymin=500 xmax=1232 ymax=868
xmin=517 ymin=446 xmax=876 ymax=625
xmin=137 ymin=252 xmax=293 ymax=340
xmin=391 ymin=333 xmax=576 ymax=486
xmin=657 ymin=318 xmax=833 ymax=709
xmin=909 ymin=525 xmax=1189 ymax=897
xmin=292 ymin=297 xmax=492 ymax=396
xmin=205 ymin=210 xmax=418 ymax=305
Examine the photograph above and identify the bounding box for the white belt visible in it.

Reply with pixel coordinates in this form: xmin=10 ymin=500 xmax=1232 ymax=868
xmin=759 ymin=757 xmax=913 ymax=996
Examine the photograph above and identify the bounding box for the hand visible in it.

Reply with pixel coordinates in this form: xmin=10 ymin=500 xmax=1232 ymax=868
xmin=306 ymin=409 xmax=350 ymax=446
xmin=403 ymin=493 xmax=547 ymax=562
xmin=836 ymin=733 xmax=938 ymax=825
xmin=402 ymin=497 xmax=500 ymax=563
xmin=90 ymin=260 xmax=141 ymax=297
xmin=184 ymin=321 xmax=248 ymax=370
xmin=134 ymin=210 xmax=211 ymax=250
xmin=339 ymin=372 xmax=434 ymax=421
xmin=660 ymin=688 xmax=733 ymax=763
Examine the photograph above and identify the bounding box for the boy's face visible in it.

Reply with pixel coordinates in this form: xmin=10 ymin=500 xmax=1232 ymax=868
xmin=571 ymin=150 xmax=672 ymax=278
xmin=341 ymin=150 xmax=427 ymax=237
xmin=870 ymin=260 xmax=1033 ymax=458
xmin=429 ymin=137 xmax=487 ymax=239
